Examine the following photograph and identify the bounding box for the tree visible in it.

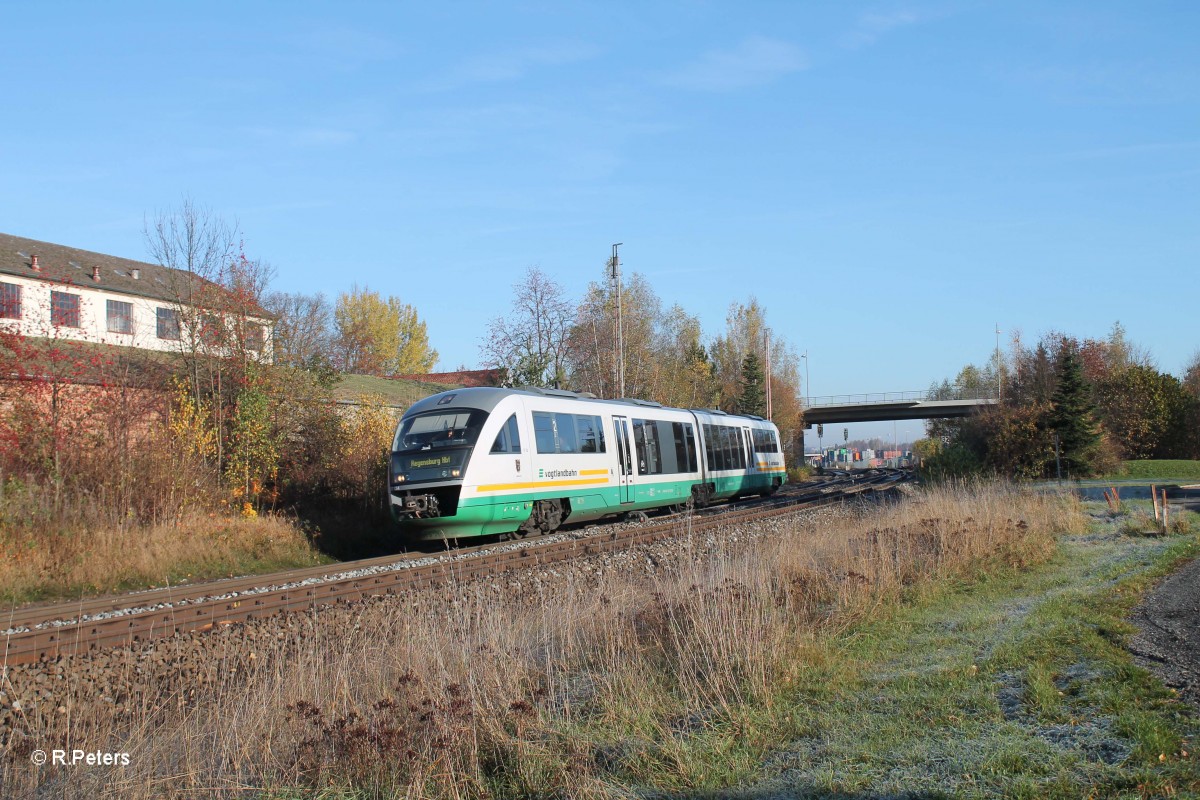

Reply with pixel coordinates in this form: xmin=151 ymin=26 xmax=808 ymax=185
xmin=736 ymin=352 xmax=766 ymax=416
xmin=566 ymin=271 xmax=667 ymax=399
xmin=657 ymin=305 xmax=717 ymax=408
xmin=265 ymin=291 xmax=335 ymax=369
xmin=1182 ymin=351 xmax=1200 ymax=458
xmin=1046 ymin=346 xmax=1102 ymax=477
xmin=710 ymin=299 xmax=770 ymax=408
xmin=708 ymin=297 xmax=805 ymax=457
xmin=144 ymin=200 xmax=276 ymax=477
xmin=144 ymin=197 xmax=239 ymax=404
xmin=1095 ymin=365 xmax=1188 ymax=459
xmin=334 ymin=286 xmax=437 ymax=375
xmin=481 ymin=267 xmax=574 ymax=388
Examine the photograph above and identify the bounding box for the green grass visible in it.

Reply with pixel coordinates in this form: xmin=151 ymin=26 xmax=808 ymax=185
xmin=1104 ymin=460 xmax=1200 ymax=482
xmin=567 ymin=512 xmax=1200 ymax=798
xmin=333 ymin=373 xmax=460 ymax=407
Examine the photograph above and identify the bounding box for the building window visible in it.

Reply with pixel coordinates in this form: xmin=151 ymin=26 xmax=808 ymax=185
xmin=0 ymin=282 xmax=20 ymax=319
xmin=106 ymin=299 xmax=134 ymax=334
xmin=244 ymin=322 xmax=265 ymax=352
xmin=51 ymin=291 xmax=81 ymax=328
xmin=156 ymin=307 xmax=181 ymax=340
xmin=199 ymin=313 xmax=224 ymax=346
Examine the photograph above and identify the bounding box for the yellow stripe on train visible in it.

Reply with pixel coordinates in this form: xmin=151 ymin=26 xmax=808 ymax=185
xmin=475 ymin=476 xmax=612 ymax=493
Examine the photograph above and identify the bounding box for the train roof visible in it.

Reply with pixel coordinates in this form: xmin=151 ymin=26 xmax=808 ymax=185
xmin=402 ymin=386 xmax=778 ymax=425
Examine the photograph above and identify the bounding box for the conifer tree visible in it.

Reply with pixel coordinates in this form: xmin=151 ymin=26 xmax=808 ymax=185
xmin=1046 ymin=347 xmax=1101 ymax=476
xmin=737 ymin=352 xmax=766 ymax=416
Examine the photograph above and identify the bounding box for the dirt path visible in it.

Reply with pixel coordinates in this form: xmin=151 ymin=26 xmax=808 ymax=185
xmin=1129 ymin=552 xmax=1200 ymax=710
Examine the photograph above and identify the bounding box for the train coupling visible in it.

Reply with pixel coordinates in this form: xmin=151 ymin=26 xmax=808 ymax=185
xmin=401 ymin=493 xmax=442 ymax=518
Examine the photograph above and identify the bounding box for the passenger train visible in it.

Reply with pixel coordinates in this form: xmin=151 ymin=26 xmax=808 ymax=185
xmin=389 ymin=387 xmax=787 ymax=540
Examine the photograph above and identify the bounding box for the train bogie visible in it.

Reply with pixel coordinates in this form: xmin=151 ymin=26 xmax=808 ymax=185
xmin=389 ymin=387 xmax=786 ymax=541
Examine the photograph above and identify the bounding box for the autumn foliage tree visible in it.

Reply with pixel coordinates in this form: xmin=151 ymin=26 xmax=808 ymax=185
xmin=925 ymin=323 xmax=1196 ymax=479
xmin=334 ymin=286 xmax=438 ymax=375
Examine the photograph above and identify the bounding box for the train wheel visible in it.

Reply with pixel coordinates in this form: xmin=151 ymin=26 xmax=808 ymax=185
xmin=519 ymin=499 xmax=564 ymax=536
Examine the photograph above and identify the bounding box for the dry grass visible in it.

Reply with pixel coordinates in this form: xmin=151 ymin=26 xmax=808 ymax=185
xmin=3 ymin=483 xmax=1083 ymax=799
xmin=0 ymin=511 xmax=326 ymax=604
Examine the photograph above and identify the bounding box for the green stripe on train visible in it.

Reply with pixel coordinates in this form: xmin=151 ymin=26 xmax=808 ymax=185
xmin=397 ymin=472 xmax=780 ymax=539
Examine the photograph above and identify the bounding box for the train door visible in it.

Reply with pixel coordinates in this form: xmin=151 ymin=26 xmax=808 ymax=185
xmin=613 ymin=415 xmax=634 ymax=504
xmin=741 ymin=427 xmax=755 ymax=492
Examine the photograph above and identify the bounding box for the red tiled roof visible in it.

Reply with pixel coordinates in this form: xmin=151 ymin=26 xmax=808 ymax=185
xmin=395 ymin=369 xmax=503 ymax=387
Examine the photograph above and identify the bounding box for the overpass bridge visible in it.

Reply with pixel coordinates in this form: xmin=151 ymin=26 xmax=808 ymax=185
xmin=802 ymin=390 xmax=997 ymax=428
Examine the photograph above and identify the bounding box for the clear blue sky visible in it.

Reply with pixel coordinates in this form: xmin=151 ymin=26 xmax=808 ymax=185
xmin=4 ymin=2 xmax=1197 ymax=445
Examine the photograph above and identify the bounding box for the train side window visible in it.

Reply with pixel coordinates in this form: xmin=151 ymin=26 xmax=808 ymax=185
xmin=490 ymin=414 xmax=522 ymax=454
xmin=726 ymin=426 xmax=744 ymax=470
xmin=533 ymin=412 xmax=556 ymax=453
xmin=681 ymin=423 xmax=698 ymax=472
xmin=643 ymin=420 xmax=664 ymax=474
xmin=672 ymin=423 xmax=688 ymax=474
xmin=632 ymin=420 xmax=647 ymax=473
xmin=710 ymin=424 xmax=725 ymax=471
xmin=752 ymin=428 xmax=779 ymax=453
xmin=575 ymin=414 xmax=605 ymax=453
xmin=654 ymin=421 xmax=679 ymax=473
xmin=554 ymin=413 xmax=578 ymax=453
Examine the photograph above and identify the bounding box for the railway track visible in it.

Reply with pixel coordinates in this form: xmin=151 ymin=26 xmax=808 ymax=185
xmin=1 ymin=469 xmax=908 ymax=667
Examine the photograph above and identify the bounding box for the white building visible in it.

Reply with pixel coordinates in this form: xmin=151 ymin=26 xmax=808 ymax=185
xmin=0 ymin=232 xmax=272 ymax=359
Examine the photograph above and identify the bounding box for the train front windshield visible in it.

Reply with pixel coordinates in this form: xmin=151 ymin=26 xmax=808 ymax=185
xmin=393 ymin=408 xmax=489 ymax=453
xmin=391 ymin=408 xmax=490 ymax=485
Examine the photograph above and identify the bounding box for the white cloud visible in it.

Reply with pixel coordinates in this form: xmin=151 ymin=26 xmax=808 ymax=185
xmin=842 ymin=9 xmax=921 ymax=49
xmin=662 ymin=36 xmax=807 ymax=92
xmin=418 ymin=42 xmax=602 ymax=92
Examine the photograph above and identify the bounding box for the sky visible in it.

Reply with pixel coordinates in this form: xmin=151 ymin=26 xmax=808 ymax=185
xmin=3 ymin=2 xmax=1197 ymax=448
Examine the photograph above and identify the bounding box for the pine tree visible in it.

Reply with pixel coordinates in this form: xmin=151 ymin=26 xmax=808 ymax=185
xmin=737 ymin=352 xmax=766 ymax=416
xmin=1047 ymin=347 xmax=1101 ymax=476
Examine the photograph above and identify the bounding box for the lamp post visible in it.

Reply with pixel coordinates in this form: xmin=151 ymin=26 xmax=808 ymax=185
xmin=800 ymin=350 xmax=810 ymax=405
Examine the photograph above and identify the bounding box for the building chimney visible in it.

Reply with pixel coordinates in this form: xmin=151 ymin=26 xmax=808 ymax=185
xmin=30 ymin=254 xmax=39 ymax=271
xmin=92 ymin=266 xmax=101 ymax=282
xmin=131 ymin=268 xmax=140 ymax=280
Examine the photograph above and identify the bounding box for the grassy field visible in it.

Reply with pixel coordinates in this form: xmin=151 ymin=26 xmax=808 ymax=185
xmin=8 ymin=487 xmax=1198 ymax=798
xmin=1103 ymin=460 xmax=1200 ymax=481
xmin=739 ymin=508 xmax=1200 ymax=798
xmin=0 ymin=513 xmax=331 ymax=605
xmin=333 ymin=373 xmax=460 ymax=406
xmin=0 ymin=484 xmax=1083 ymax=798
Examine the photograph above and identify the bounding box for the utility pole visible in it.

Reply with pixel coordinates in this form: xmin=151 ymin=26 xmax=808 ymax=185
xmin=995 ymin=322 xmax=1002 ymax=402
xmin=610 ymin=243 xmax=625 ymax=398
xmin=765 ymin=333 xmax=773 ymax=420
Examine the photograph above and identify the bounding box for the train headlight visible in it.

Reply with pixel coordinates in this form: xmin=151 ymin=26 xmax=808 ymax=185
xmin=451 ymin=469 xmax=461 ymax=478
xmin=393 ymin=474 xmax=406 ymax=484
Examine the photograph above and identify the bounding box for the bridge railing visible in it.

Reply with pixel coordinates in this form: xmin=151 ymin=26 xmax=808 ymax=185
xmin=804 ymin=388 xmax=998 ymax=408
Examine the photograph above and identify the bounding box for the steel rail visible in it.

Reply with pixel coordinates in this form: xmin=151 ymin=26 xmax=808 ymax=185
xmin=1 ymin=470 xmax=907 ymax=666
